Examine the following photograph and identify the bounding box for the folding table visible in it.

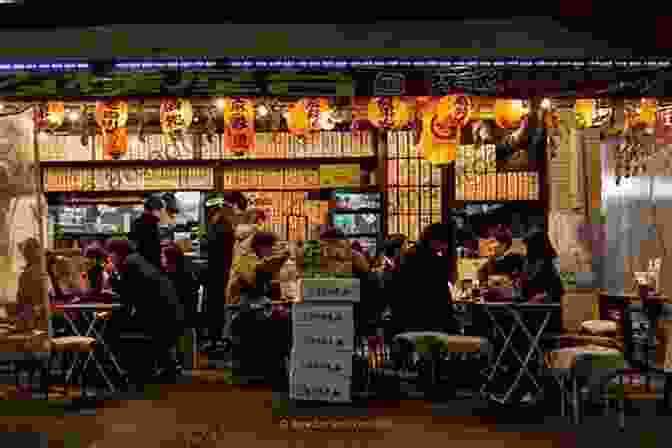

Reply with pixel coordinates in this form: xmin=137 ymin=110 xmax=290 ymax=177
xmin=478 ymin=302 xmax=561 ymax=404
xmin=52 ymin=302 xmax=124 ymax=393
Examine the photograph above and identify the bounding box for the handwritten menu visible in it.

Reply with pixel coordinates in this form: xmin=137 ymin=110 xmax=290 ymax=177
xmin=44 ymin=166 xmax=214 ymax=191
xmin=221 ymin=167 xmax=321 ymax=189
xmin=455 ymin=172 xmax=539 ymax=201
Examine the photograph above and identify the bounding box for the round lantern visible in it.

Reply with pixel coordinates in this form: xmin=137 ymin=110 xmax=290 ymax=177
xmin=639 ymin=98 xmax=657 ymax=128
xmin=495 ymin=99 xmax=525 ymax=129
xmin=95 ymin=100 xmax=129 ymax=159
xmin=367 ymin=97 xmax=413 ymax=129
xmin=46 ymin=102 xmax=65 ymax=131
xmin=287 ymin=98 xmax=331 ymax=135
xmin=574 ymin=99 xmax=595 ymax=129
xmin=436 ymin=95 xmax=472 ymax=128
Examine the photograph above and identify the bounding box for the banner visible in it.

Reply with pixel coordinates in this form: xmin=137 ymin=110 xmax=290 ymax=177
xmin=0 ymin=108 xmax=44 ymax=304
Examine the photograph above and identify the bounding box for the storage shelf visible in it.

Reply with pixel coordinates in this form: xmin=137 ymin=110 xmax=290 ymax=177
xmin=39 ymin=157 xmax=377 ymax=168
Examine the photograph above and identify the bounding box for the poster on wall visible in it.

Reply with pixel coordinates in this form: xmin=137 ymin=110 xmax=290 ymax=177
xmin=0 ymin=107 xmax=44 ymax=305
xmin=459 ymin=97 xmax=546 ymax=172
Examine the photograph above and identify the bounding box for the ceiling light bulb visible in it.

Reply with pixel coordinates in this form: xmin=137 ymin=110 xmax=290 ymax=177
xmin=541 ymin=99 xmax=551 ymax=109
xmin=216 ymin=98 xmax=226 ymax=109
xmin=257 ymin=105 xmax=269 ymax=117
xmin=68 ymin=111 xmax=79 ymax=121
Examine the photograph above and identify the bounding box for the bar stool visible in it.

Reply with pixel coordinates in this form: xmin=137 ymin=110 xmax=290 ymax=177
xmin=392 ymin=332 xmax=491 ymax=398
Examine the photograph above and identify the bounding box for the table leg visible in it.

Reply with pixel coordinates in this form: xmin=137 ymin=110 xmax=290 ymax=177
xmin=479 ymin=310 xmax=519 ymax=396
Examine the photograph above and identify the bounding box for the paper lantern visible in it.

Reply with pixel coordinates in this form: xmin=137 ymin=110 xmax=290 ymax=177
xmin=160 ymin=98 xmax=193 ymax=137
xmin=418 ymin=108 xmax=459 ymax=165
xmin=287 ymin=97 xmax=331 ymax=135
xmin=46 ymin=102 xmax=65 ymax=130
xmin=639 ymin=98 xmax=657 ymax=128
xmin=367 ymin=97 xmax=413 ymax=129
xmin=436 ymin=95 xmax=472 ymax=128
xmin=222 ymin=97 xmax=255 ymax=155
xmin=95 ymin=100 xmax=129 ymax=159
xmin=495 ymin=99 xmax=525 ymax=129
xmin=574 ymin=99 xmax=595 ymax=128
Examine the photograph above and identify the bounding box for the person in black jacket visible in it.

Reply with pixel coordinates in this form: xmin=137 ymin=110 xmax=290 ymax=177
xmin=106 ymin=238 xmax=185 ymax=380
xmin=161 ymin=242 xmax=199 ymax=329
xmin=128 ymin=196 xmax=164 ymax=270
xmin=203 ymin=191 xmax=248 ymax=351
xmin=520 ymin=228 xmax=565 ymax=304
xmin=389 ymin=222 xmax=460 ymax=336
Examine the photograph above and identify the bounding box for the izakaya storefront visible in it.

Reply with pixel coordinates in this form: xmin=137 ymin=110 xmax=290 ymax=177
xmin=0 ymin=59 xmax=667 ymax=304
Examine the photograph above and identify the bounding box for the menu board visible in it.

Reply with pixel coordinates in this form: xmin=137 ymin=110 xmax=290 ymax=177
xmin=221 ymin=167 xmax=320 ymax=189
xmin=319 ymin=164 xmax=361 ymax=187
xmin=386 ymin=130 xmax=442 ymax=242
xmin=43 ymin=166 xmax=214 ymax=192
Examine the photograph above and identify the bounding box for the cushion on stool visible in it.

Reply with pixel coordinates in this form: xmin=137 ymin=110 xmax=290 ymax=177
xmin=0 ymin=330 xmax=50 ymax=353
xmin=50 ymin=336 xmax=96 ymax=353
xmin=581 ymin=320 xmax=618 ymax=336
xmin=545 ymin=344 xmax=624 ymax=373
xmin=393 ymin=332 xmax=490 ymax=355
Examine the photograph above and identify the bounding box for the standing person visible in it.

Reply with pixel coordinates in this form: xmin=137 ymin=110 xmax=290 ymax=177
xmin=105 ymin=238 xmax=185 ymax=381
xmin=203 ymin=192 xmax=248 ymax=351
xmin=389 ymin=222 xmax=460 ymax=336
xmin=129 ymin=196 xmax=164 ymax=270
xmin=161 ymin=242 xmax=200 ymax=369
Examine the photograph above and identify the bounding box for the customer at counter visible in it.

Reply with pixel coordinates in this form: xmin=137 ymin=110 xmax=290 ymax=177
xmin=477 ymin=225 xmax=524 ymax=286
xmin=203 ymin=191 xmax=247 ymax=351
xmin=129 ymin=196 xmax=164 ymax=270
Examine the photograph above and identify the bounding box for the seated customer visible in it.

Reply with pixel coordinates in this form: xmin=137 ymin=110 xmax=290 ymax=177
xmin=105 ymin=238 xmax=185 ymax=380
xmin=477 ymin=225 xmax=525 ymax=286
xmin=519 ymin=229 xmax=564 ymax=303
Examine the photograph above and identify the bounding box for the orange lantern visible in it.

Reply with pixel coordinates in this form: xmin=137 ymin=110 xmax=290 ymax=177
xmin=287 ymin=97 xmax=330 ymax=135
xmin=160 ymin=98 xmax=193 ymax=139
xmin=95 ymin=99 xmax=129 ymax=159
xmin=495 ymin=99 xmax=525 ymax=129
xmin=367 ymin=97 xmax=412 ymax=129
xmin=436 ymin=95 xmax=472 ymax=128
xmin=574 ymin=99 xmax=595 ymax=128
xmin=639 ymin=98 xmax=657 ymax=128
xmin=46 ymin=102 xmax=65 ymax=130
xmin=222 ymin=97 xmax=255 ymax=155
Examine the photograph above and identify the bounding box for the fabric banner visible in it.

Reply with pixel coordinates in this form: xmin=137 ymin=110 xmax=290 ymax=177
xmin=0 ymin=107 xmax=44 ymax=304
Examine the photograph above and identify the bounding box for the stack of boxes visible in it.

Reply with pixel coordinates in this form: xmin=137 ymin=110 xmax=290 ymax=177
xmin=290 ymin=278 xmax=360 ymax=403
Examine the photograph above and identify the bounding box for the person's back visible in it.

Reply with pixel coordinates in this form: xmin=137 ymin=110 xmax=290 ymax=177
xmin=389 ymin=224 xmax=459 ymax=335
xmin=129 ymin=196 xmax=164 ymax=269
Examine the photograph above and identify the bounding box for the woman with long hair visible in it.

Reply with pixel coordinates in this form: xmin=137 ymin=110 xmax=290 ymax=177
xmin=519 ymin=228 xmax=564 ymax=303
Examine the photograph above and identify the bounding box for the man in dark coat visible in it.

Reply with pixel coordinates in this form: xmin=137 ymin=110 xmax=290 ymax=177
xmin=106 ymin=239 xmax=185 ymax=380
xmin=389 ymin=222 xmax=460 ymax=336
xmin=203 ymin=191 xmax=248 ymax=351
xmin=128 ymin=195 xmax=164 ymax=269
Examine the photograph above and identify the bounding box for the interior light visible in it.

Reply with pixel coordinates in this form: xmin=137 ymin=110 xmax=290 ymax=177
xmin=68 ymin=111 xmax=79 ymax=121
xmin=216 ymin=98 xmax=226 ymax=109
xmin=257 ymin=105 xmax=269 ymax=117
xmin=541 ymin=99 xmax=551 ymax=109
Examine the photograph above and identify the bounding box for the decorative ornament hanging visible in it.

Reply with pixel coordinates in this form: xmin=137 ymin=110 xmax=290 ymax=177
xmin=494 ymin=99 xmax=525 ymax=130
xmin=222 ymin=97 xmax=255 ymax=155
xmin=574 ymin=99 xmax=595 ymax=129
xmin=366 ymin=97 xmax=413 ymax=129
xmin=418 ymin=96 xmax=472 ymax=165
xmin=160 ymin=98 xmax=193 ymax=144
xmin=95 ymin=99 xmax=129 ymax=159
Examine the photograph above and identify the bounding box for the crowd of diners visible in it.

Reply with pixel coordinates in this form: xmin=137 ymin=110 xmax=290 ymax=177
xmin=7 ymin=190 xmax=565 ymax=392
